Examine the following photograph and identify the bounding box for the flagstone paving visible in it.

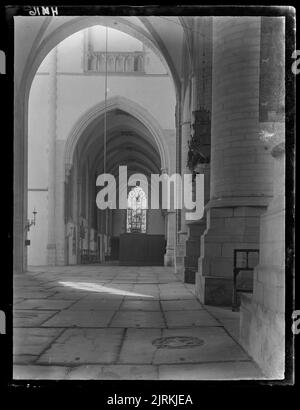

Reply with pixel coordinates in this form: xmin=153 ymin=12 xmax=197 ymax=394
xmin=13 ymin=265 xmax=265 ymax=380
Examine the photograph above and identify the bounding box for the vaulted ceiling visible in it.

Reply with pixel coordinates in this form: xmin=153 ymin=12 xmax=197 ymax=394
xmin=15 ymin=15 xmax=193 ymax=97
xmin=76 ymin=109 xmax=162 ymax=179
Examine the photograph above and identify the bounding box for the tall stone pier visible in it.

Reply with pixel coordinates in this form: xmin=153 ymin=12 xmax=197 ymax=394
xmin=196 ymin=17 xmax=274 ymax=306
xmin=239 ymin=16 xmax=286 ymax=378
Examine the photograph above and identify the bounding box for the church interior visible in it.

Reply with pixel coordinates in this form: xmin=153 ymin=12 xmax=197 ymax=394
xmin=13 ymin=14 xmax=288 ymax=380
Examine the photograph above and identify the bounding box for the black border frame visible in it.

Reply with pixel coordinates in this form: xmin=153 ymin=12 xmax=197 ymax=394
xmin=0 ymin=2 xmax=297 ymax=399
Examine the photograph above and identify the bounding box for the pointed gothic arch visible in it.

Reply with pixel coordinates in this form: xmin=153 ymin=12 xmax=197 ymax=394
xmin=64 ymin=95 xmax=170 ymax=177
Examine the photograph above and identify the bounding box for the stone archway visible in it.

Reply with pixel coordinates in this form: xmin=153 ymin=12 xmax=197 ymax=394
xmin=14 ymin=17 xmax=179 ymax=273
xmin=61 ymin=97 xmax=173 ymax=267
xmin=57 ymin=97 xmax=175 ymax=267
xmin=64 ymin=96 xmax=170 ymax=177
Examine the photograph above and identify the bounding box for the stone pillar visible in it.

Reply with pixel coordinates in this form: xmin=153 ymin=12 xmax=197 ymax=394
xmin=183 ymin=17 xmax=212 ymax=284
xmin=240 ymin=16 xmax=286 ymax=378
xmin=159 ymin=167 xmax=176 ymax=267
xmin=14 ymin=91 xmax=27 ymax=272
xmin=196 ymin=17 xmax=274 ymax=306
xmin=180 ymin=114 xmax=191 ymax=233
xmin=174 ymin=101 xmax=181 ymax=247
xmin=175 ymin=123 xmax=190 ymax=275
xmin=164 ymin=210 xmax=176 ymax=266
xmin=47 ymin=46 xmax=66 ymax=266
xmin=184 ymin=163 xmax=210 ymax=283
xmin=47 ymin=47 xmax=57 ymax=265
xmin=193 ymin=17 xmax=213 ymax=111
xmin=240 ymin=140 xmax=285 ymax=378
xmin=54 ymin=140 xmax=66 ymax=265
xmin=175 ymin=80 xmax=192 ymax=277
xmin=76 ymin=171 xmax=81 ymax=264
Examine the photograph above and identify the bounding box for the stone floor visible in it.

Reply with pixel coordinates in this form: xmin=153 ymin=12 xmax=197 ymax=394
xmin=13 ymin=265 xmax=265 ymax=380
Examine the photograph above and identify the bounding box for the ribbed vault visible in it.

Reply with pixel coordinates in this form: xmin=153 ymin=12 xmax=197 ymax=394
xmin=75 ymin=108 xmax=162 ymax=180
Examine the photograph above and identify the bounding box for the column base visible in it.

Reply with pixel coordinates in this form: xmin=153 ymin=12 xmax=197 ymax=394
xmin=183 ymin=221 xmax=205 ymax=284
xmin=175 ymin=231 xmax=188 ymax=278
xmin=184 ymin=261 xmax=198 ymax=284
xmin=240 ymin=263 xmax=285 ymax=379
xmin=47 ymin=244 xmax=56 ymax=266
xmin=240 ymin=293 xmax=284 ymax=378
xmin=239 ymin=196 xmax=285 ymax=378
xmin=175 ymin=243 xmax=185 ymax=278
xmin=195 ymin=273 xmax=233 ymax=306
xmin=164 ymin=249 xmax=175 ymax=266
xmin=195 ymin=205 xmax=267 ymax=306
xmin=184 ymin=240 xmax=200 ymax=284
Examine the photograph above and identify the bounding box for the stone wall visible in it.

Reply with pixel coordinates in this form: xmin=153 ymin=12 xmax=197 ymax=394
xmin=196 ymin=17 xmax=274 ymax=306
xmin=239 ymin=16 xmax=286 ymax=379
xmin=28 ymin=31 xmax=176 ymax=266
xmin=240 ymin=141 xmax=285 ymax=378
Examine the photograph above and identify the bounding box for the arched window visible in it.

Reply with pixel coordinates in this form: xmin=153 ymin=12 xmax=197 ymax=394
xmin=126 ymin=186 xmax=147 ymax=233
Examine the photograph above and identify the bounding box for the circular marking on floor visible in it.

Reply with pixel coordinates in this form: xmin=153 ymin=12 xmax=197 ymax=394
xmin=152 ymin=336 xmax=205 ymax=349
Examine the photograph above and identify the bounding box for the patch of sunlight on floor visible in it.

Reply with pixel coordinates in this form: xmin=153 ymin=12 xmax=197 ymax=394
xmin=58 ymin=281 xmax=154 ymax=298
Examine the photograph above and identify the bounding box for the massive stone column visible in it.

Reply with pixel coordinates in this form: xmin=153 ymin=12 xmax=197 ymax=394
xmin=47 ymin=47 xmax=58 ymax=265
xmin=240 ymin=16 xmax=286 ymax=378
xmin=196 ymin=17 xmax=274 ymax=306
xmin=240 ymin=138 xmax=285 ymax=378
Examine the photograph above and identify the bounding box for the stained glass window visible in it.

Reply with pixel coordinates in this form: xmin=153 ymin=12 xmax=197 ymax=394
xmin=126 ymin=186 xmax=147 ymax=233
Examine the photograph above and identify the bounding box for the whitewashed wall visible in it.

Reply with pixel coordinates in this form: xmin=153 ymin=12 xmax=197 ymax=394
xmin=27 ymin=27 xmax=176 ymax=265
